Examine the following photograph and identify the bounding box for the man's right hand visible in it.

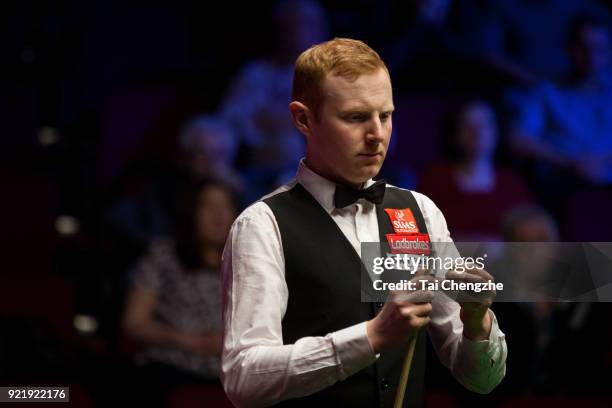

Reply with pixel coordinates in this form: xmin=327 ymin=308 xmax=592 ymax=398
xmin=366 ymin=275 xmax=435 ymax=354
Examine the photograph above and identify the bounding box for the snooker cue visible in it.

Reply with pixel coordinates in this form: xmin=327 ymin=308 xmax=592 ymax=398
xmin=393 ymin=329 xmax=419 ymax=408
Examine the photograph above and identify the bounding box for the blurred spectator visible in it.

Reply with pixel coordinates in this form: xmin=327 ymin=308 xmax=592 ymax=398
xmin=383 ymin=0 xmax=473 ymax=90
xmin=490 ymin=0 xmax=610 ymax=81
xmin=491 ymin=206 xmax=612 ymax=398
xmin=177 ymin=115 xmax=243 ymax=192
xmin=384 ymin=0 xmax=610 ymax=93
xmin=495 ymin=207 xmax=610 ymax=398
xmin=221 ymin=0 xmax=329 ymax=203
xmin=499 ymin=206 xmax=561 ymax=301
xmin=105 ymin=114 xmax=241 ymax=253
xmin=383 ymin=0 xmax=535 ymax=92
xmin=419 ymin=100 xmax=533 ymax=240
xmin=510 ymin=15 xmax=612 ymax=211
xmin=501 ymin=206 xmax=559 ymax=243
xmin=121 ymin=180 xmax=237 ymax=407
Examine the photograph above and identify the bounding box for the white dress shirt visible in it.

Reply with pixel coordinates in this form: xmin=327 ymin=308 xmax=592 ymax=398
xmin=221 ymin=160 xmax=507 ymax=407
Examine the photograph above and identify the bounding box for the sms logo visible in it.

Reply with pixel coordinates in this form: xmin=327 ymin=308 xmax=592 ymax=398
xmin=385 ymin=208 xmax=419 ymax=234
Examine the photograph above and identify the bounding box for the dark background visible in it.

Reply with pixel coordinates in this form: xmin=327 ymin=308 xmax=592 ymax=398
xmin=2 ymin=1 xmax=612 ymax=407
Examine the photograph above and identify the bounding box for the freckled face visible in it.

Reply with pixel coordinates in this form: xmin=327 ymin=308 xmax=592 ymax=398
xmin=306 ymin=68 xmax=394 ymax=188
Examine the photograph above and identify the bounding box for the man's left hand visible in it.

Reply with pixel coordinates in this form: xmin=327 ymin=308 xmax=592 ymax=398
xmin=445 ymin=268 xmax=495 ymax=341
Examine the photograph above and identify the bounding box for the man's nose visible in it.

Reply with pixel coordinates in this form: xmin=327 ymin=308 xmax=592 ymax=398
xmin=365 ymin=118 xmax=385 ymax=143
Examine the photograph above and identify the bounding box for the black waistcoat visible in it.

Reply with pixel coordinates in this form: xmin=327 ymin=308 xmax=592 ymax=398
xmin=264 ymin=183 xmax=429 ymax=408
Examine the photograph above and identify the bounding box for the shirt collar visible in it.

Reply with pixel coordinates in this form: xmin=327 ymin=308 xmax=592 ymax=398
xmin=295 ymin=159 xmax=375 ymax=214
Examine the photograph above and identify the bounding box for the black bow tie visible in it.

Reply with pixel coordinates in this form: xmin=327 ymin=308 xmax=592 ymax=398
xmin=334 ymin=179 xmax=387 ymax=208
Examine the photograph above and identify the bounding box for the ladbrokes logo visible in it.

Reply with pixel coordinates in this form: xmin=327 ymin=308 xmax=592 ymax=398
xmin=385 ymin=208 xmax=419 ymax=234
xmin=386 ymin=233 xmax=431 ymax=255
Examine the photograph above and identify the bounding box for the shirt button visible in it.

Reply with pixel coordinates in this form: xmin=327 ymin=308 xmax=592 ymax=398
xmin=380 ymin=378 xmax=390 ymax=390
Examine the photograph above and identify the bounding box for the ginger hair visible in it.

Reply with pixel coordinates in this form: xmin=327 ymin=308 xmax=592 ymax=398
xmin=292 ymin=38 xmax=389 ymax=116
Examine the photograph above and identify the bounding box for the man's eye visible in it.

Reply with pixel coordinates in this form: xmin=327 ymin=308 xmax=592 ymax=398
xmin=347 ymin=115 xmax=366 ymax=122
xmin=380 ymin=113 xmax=392 ymax=122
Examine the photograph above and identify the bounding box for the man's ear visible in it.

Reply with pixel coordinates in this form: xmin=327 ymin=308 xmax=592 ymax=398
xmin=289 ymin=101 xmax=313 ymax=137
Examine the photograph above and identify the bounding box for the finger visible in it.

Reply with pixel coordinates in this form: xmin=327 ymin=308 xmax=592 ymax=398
xmin=462 ymin=267 xmax=494 ymax=281
xmin=399 ymin=302 xmax=432 ymax=318
xmin=446 ymin=271 xmax=492 ymax=284
xmin=411 ymin=315 xmax=431 ymax=328
xmin=413 ymin=268 xmax=429 ymax=278
xmin=394 ymin=290 xmax=434 ymax=304
xmin=413 ymin=302 xmax=433 ymax=317
xmin=475 ymin=268 xmax=494 ymax=282
xmin=460 ymin=268 xmax=495 ymax=282
xmin=409 ymin=274 xmax=436 ymax=284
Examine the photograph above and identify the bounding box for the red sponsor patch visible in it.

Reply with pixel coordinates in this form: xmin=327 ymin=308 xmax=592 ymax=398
xmin=385 ymin=233 xmax=431 ymax=255
xmin=384 ymin=208 xmax=419 ymax=234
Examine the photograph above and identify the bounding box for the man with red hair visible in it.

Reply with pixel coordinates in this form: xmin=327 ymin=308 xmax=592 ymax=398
xmin=221 ymin=38 xmax=507 ymax=407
